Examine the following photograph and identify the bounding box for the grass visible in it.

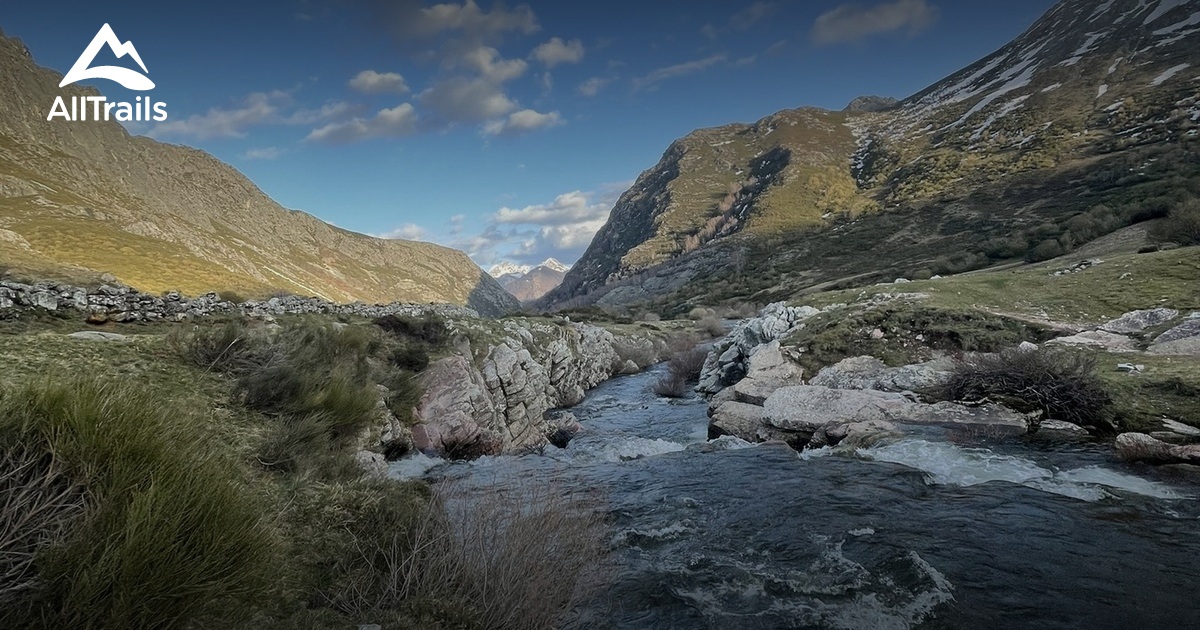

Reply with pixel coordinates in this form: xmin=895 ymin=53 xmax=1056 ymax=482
xmin=0 ymin=378 xmax=279 ymax=629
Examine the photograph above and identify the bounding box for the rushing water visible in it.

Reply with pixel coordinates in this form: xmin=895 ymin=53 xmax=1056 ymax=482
xmin=390 ymin=363 xmax=1200 ymax=629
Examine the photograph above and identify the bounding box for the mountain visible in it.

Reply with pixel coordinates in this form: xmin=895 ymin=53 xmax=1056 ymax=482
xmin=0 ymin=29 xmax=518 ymax=316
xmin=541 ymin=0 xmax=1200 ymax=312
xmin=492 ymin=258 xmax=570 ymax=302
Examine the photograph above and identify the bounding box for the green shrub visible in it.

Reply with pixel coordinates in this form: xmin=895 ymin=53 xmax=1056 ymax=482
xmin=1026 ymin=238 xmax=1065 ymax=262
xmin=0 ymin=378 xmax=278 ymax=628
xmin=937 ymin=347 xmax=1114 ymax=433
xmin=374 ymin=314 xmax=450 ymax=346
xmin=389 ymin=345 xmax=430 ymax=372
xmin=1151 ymin=199 xmax=1200 ymax=245
xmin=170 ymin=318 xmax=271 ymax=373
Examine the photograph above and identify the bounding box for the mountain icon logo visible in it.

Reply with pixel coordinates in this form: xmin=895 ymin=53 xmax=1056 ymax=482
xmin=59 ymin=23 xmax=154 ymax=91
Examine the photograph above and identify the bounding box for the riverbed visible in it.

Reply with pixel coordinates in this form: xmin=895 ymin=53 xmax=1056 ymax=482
xmin=390 ymin=363 xmax=1200 ymax=629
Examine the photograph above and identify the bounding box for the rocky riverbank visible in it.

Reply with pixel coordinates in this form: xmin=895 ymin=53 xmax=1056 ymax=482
xmin=388 ymin=316 xmax=681 ymax=459
xmin=701 ymin=300 xmax=1200 ymax=459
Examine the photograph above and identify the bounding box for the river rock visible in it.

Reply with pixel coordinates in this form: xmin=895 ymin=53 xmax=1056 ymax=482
xmin=762 ymin=386 xmax=911 ymax=433
xmin=809 ymin=419 xmax=898 ymax=449
xmin=889 ymin=401 xmax=1031 ymax=434
xmin=709 ymin=401 xmax=794 ymax=444
xmin=698 ymin=302 xmax=819 ymax=393
xmin=731 ymin=341 xmax=804 ymax=404
xmin=1099 ymin=308 xmax=1179 ymax=334
xmin=1044 ymin=330 xmax=1138 ymax=353
xmin=808 ymin=356 xmax=952 ymax=392
xmin=354 ymin=450 xmax=388 ymax=480
xmin=1115 ymin=433 xmax=1200 ymax=465
xmin=1040 ymin=420 xmax=1089 ymax=434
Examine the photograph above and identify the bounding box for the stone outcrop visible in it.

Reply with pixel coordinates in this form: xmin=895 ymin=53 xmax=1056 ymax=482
xmin=1148 ymin=315 xmax=1200 ymax=356
xmin=1044 ymin=330 xmax=1138 ymax=353
xmin=731 ymin=341 xmax=805 ymax=405
xmin=409 ymin=319 xmax=669 ymax=457
xmin=1115 ymin=433 xmax=1200 ymax=465
xmin=0 ymin=279 xmax=480 ymax=321
xmin=1098 ymin=308 xmax=1179 ymax=334
xmin=698 ymin=302 xmax=818 ymax=393
xmin=808 ymin=355 xmax=953 ymax=392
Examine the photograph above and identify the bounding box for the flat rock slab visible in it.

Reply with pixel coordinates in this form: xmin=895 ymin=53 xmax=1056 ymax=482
xmin=886 ymin=401 xmax=1030 ymax=434
xmin=808 ymin=355 xmax=952 ymax=392
xmin=1099 ymin=308 xmax=1179 ymax=334
xmin=1153 ymin=318 xmax=1200 ymax=345
xmin=763 ymin=385 xmax=911 ymax=432
xmin=1045 ymin=330 xmax=1138 ymax=353
xmin=67 ymin=331 xmax=130 ymax=342
xmin=709 ymin=401 xmax=792 ymax=443
xmin=1147 ymin=337 xmax=1200 ymax=356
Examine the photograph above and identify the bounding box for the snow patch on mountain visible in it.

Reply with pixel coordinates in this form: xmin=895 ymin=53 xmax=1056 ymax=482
xmin=1144 ymin=0 xmax=1191 ymax=24
xmin=488 ymin=262 xmax=532 ymax=278
xmin=1151 ymin=63 xmax=1191 ymax=85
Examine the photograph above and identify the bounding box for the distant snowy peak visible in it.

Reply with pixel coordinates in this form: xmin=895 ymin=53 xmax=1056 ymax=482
xmin=487 ymin=262 xmax=531 ymax=278
xmin=539 ymin=258 xmax=571 ymax=273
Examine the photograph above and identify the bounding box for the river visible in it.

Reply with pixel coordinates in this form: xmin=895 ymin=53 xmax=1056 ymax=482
xmin=390 ymin=362 xmax=1200 ymax=629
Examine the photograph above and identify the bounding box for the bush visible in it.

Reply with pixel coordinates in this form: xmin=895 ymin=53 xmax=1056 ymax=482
xmin=0 ymin=378 xmax=278 ymax=628
xmin=218 ymin=290 xmax=247 ymax=304
xmin=1150 ymin=199 xmax=1200 ymax=245
xmin=314 ymin=479 xmax=610 ymax=629
xmin=653 ymin=342 xmax=708 ymax=398
xmin=611 ymin=339 xmax=658 ymax=371
xmin=374 ymin=314 xmax=449 ymax=346
xmin=389 ymin=345 xmax=430 ymax=372
xmin=937 ymin=347 xmax=1114 ymax=433
xmin=1026 ymin=239 xmax=1065 ymax=262
xmin=170 ymin=319 xmax=270 ymax=373
xmin=696 ymin=315 xmax=726 ymax=337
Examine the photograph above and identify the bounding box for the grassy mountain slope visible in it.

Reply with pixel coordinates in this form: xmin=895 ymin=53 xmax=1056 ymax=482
xmin=542 ymin=0 xmax=1200 ymax=312
xmin=0 ymin=31 xmax=518 ymax=316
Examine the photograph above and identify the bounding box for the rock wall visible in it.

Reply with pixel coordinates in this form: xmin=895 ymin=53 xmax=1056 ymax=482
xmin=411 ymin=318 xmax=667 ymax=456
xmin=0 ymin=280 xmax=480 ymax=321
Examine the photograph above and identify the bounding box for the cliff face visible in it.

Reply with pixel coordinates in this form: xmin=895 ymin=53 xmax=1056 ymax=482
xmin=0 ymin=31 xmax=518 ymax=316
xmin=542 ymin=0 xmax=1200 ymax=311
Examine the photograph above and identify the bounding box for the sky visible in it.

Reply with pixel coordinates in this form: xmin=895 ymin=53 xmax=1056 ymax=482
xmin=1 ymin=0 xmax=1056 ymax=269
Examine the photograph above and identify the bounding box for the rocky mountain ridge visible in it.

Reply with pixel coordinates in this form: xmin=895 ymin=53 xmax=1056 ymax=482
xmin=541 ymin=0 xmax=1200 ymax=311
xmin=0 ymin=29 xmax=518 ymax=316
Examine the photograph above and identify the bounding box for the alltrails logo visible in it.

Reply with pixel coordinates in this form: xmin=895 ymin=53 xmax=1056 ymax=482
xmin=47 ymin=23 xmax=167 ymax=122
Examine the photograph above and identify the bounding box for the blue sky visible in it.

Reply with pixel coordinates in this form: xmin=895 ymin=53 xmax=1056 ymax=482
xmin=2 ymin=0 xmax=1055 ymax=269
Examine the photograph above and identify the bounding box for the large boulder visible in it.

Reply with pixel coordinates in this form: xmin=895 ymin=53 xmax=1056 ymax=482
xmin=762 ymin=386 xmax=911 ymax=433
xmin=698 ymin=302 xmax=819 ymax=393
xmin=1153 ymin=315 xmax=1200 ymax=345
xmin=731 ymin=341 xmax=804 ymax=404
xmin=1099 ymin=308 xmax=1179 ymax=334
xmin=1148 ymin=337 xmax=1200 ymax=356
xmin=887 ymin=401 xmax=1031 ymax=434
xmin=808 ymin=356 xmax=952 ymax=392
xmin=1115 ymin=433 xmax=1200 ymax=465
xmin=1044 ymin=330 xmax=1139 ymax=353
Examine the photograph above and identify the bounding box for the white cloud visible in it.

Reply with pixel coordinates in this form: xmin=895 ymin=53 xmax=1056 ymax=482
xmin=531 ymin=37 xmax=584 ymax=67
xmin=731 ymin=1 xmax=778 ymax=31
xmin=151 ymin=90 xmax=354 ymax=139
xmin=440 ymin=187 xmax=624 ymax=267
xmin=420 ymin=77 xmax=517 ymax=123
xmin=577 ymin=76 xmax=611 ymax=97
xmin=374 ymin=223 xmax=428 ymax=241
xmin=454 ymin=45 xmax=528 ymax=82
xmin=306 ymin=103 xmax=418 ymax=143
xmin=700 ymin=23 xmax=718 ymax=39
xmin=482 ymin=109 xmax=563 ymax=136
xmin=811 ymin=0 xmax=938 ymax=46
xmin=409 ymin=0 xmax=539 ymax=39
xmin=632 ymin=54 xmax=726 ymax=90
xmin=349 ymin=70 xmax=410 ymax=94
xmin=243 ymin=147 xmax=283 ymax=160
xmin=494 ymin=191 xmax=605 ymax=225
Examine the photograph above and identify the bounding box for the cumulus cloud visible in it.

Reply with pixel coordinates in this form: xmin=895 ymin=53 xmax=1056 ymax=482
xmin=349 ymin=70 xmax=410 ymax=94
xmin=576 ymin=76 xmax=611 ymax=97
xmin=632 ymin=54 xmax=726 ymax=90
xmin=420 ymin=77 xmax=517 ymax=123
xmin=482 ymin=109 xmax=563 ymax=136
xmin=243 ymin=147 xmax=283 ymax=160
xmin=731 ymin=2 xmax=778 ymax=31
xmin=151 ymin=90 xmax=353 ymax=139
xmin=454 ymin=45 xmax=528 ymax=82
xmin=811 ymin=0 xmax=938 ymax=46
xmin=373 ymin=223 xmax=428 ymax=241
xmin=531 ymin=37 xmax=584 ymax=67
xmin=305 ymin=103 xmax=418 ymax=143
xmin=442 ymin=186 xmax=625 ymax=266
